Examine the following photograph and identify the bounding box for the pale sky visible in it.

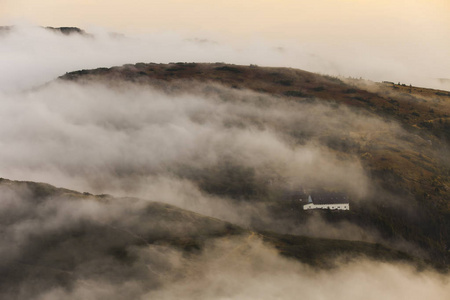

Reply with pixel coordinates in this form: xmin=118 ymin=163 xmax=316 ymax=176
xmin=1 ymin=0 xmax=449 ymax=88
xmin=1 ymin=0 xmax=449 ymax=37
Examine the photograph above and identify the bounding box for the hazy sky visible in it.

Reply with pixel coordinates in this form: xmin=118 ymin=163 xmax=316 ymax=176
xmin=1 ymin=0 xmax=449 ymax=87
xmin=2 ymin=1 xmax=449 ymax=37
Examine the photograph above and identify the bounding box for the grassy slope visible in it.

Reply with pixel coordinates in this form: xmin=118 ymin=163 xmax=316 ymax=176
xmin=58 ymin=63 xmax=450 ymax=267
xmin=61 ymin=63 xmax=450 ymax=258
xmin=0 ymin=178 xmax=427 ymax=272
xmin=59 ymin=62 xmax=450 ymax=137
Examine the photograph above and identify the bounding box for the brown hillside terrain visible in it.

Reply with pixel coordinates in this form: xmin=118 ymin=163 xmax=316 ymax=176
xmin=59 ymin=62 xmax=450 ymax=206
xmin=59 ymin=63 xmax=450 ymax=267
xmin=60 ymin=62 xmax=450 ymax=138
xmin=0 ymin=178 xmax=424 ymax=281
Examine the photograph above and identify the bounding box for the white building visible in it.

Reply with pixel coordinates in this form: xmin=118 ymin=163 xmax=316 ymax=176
xmin=303 ymin=193 xmax=350 ymax=210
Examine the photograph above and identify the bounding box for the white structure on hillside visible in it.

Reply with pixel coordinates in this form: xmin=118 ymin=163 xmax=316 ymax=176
xmin=303 ymin=192 xmax=350 ymax=210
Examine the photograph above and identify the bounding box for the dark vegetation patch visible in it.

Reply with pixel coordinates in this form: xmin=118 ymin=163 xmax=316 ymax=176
xmin=283 ymin=90 xmax=308 ymax=98
xmin=312 ymin=86 xmax=325 ymax=92
xmin=260 ymin=231 xmax=421 ymax=269
xmin=323 ymin=75 xmax=344 ymax=85
xmin=436 ymin=92 xmax=450 ymax=97
xmin=276 ymin=79 xmax=294 ymax=86
xmin=214 ymin=66 xmax=243 ymax=73
xmin=180 ymin=161 xmax=268 ymax=201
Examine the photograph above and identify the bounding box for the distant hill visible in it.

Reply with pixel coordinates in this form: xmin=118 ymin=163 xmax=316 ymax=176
xmin=0 ymin=26 xmax=87 ymax=36
xmin=44 ymin=26 xmax=87 ymax=35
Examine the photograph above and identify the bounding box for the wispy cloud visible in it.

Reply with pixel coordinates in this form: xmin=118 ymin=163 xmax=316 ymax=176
xmin=0 ymin=25 xmax=449 ymax=93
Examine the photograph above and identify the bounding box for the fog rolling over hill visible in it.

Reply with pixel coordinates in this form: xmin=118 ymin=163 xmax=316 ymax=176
xmin=0 ymin=61 xmax=450 ymax=298
xmin=1 ymin=179 xmax=449 ymax=300
xmin=0 ymin=27 xmax=450 ymax=299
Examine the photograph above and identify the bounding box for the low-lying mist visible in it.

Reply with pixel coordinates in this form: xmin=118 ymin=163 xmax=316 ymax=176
xmin=1 ymin=182 xmax=448 ymax=300
xmin=0 ymin=78 xmax=434 ymax=245
xmin=1 ymin=81 xmax=381 ymax=197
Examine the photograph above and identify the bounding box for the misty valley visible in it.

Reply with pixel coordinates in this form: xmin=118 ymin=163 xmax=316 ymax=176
xmin=0 ymin=26 xmax=449 ymax=299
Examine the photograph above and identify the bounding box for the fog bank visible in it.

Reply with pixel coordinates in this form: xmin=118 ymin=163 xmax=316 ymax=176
xmin=0 ymin=78 xmax=435 ymax=249
xmin=0 ymin=79 xmax=386 ymax=200
xmin=1 ymin=25 xmax=449 ymax=93
xmin=1 ymin=182 xmax=448 ymax=300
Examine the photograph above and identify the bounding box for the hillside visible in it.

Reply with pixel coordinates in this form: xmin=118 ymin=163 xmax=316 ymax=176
xmin=59 ymin=63 xmax=450 ymax=266
xmin=60 ymin=62 xmax=450 ymax=141
xmin=0 ymin=178 xmax=429 ymax=298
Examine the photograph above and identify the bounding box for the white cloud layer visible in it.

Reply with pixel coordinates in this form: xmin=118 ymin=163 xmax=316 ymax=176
xmin=0 ymin=25 xmax=449 ymax=93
